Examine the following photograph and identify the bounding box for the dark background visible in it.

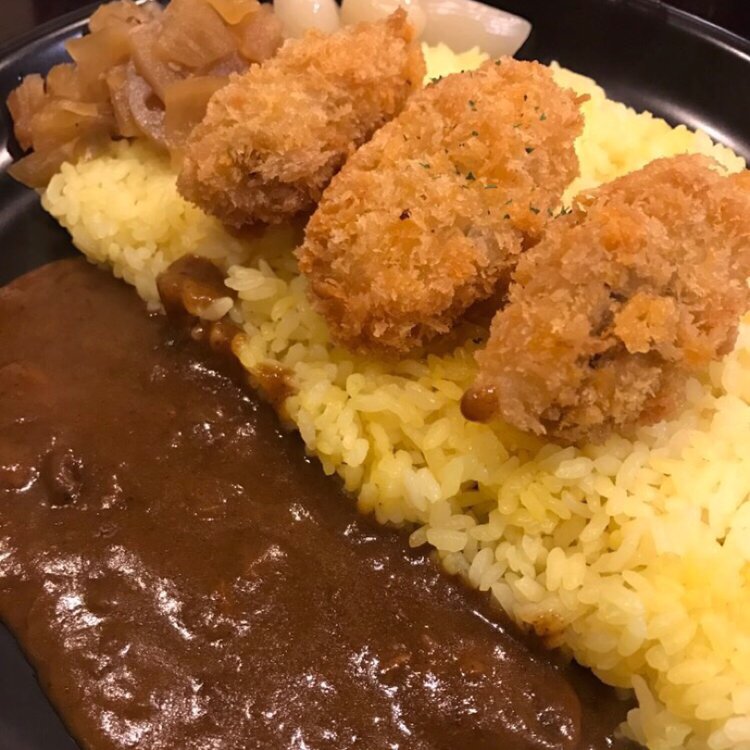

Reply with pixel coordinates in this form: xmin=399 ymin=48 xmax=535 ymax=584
xmin=4 ymin=0 xmax=750 ymax=48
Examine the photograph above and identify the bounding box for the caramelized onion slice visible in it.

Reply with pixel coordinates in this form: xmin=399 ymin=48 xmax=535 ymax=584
xmin=126 ymin=63 xmax=169 ymax=148
xmin=233 ymin=5 xmax=284 ymax=63
xmin=9 ymin=134 xmax=110 ymax=189
xmin=29 ymin=99 xmax=114 ymax=152
xmin=46 ymin=62 xmax=109 ymax=104
xmin=421 ymin=0 xmax=530 ymax=56
xmin=66 ymin=23 xmax=132 ymax=88
xmin=206 ymin=0 xmax=260 ymax=25
xmin=156 ymin=0 xmax=238 ymax=69
xmin=7 ymin=74 xmax=45 ymax=150
xmin=164 ymin=75 xmax=228 ymax=152
xmin=9 ymin=139 xmax=81 ymax=189
xmin=274 ymin=0 xmax=340 ymax=38
xmin=46 ymin=64 xmax=84 ymax=100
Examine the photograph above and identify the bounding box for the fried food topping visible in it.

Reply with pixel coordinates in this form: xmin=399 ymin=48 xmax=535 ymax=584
xmin=297 ymin=58 xmax=586 ymax=355
xmin=177 ymin=10 xmax=425 ymax=227
xmin=463 ymin=155 xmax=750 ymax=444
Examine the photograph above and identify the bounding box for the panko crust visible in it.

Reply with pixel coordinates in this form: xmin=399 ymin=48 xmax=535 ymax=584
xmin=463 ymin=155 xmax=750 ymax=444
xmin=177 ymin=10 xmax=424 ymax=227
xmin=298 ymin=58 xmax=586 ymax=355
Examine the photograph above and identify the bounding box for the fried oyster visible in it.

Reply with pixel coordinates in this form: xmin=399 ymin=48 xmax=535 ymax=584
xmin=298 ymin=58 xmax=586 ymax=355
xmin=178 ymin=10 xmax=425 ymax=227
xmin=463 ymin=155 xmax=750 ymax=444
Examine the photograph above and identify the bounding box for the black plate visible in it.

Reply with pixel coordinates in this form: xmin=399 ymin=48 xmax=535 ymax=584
xmin=1 ymin=2 xmax=749 ymax=748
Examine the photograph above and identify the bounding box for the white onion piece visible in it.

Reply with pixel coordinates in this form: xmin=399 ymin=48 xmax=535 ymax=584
xmin=340 ymin=0 xmax=426 ymax=38
xmin=273 ymin=0 xmax=341 ymax=38
xmin=421 ymin=0 xmax=530 ymax=57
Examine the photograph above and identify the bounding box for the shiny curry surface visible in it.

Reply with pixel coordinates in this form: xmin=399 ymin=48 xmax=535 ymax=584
xmin=0 ymin=259 xmax=633 ymax=749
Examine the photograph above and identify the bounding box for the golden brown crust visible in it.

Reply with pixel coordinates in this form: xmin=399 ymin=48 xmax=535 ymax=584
xmin=463 ymin=155 xmax=750 ymax=444
xmin=298 ymin=58 xmax=585 ymax=355
xmin=177 ymin=11 xmax=424 ymax=227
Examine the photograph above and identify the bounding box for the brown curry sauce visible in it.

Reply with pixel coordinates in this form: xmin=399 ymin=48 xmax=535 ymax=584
xmin=0 ymin=259 xmax=635 ymax=750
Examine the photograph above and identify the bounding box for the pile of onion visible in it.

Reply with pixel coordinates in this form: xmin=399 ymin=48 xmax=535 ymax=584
xmin=7 ymin=0 xmax=283 ymax=187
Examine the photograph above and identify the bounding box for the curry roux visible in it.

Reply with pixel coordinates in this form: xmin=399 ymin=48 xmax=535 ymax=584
xmin=0 ymin=259 xmax=635 ymax=750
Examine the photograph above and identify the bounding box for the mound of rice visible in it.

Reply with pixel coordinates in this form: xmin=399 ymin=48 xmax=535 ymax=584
xmin=42 ymin=44 xmax=750 ymax=750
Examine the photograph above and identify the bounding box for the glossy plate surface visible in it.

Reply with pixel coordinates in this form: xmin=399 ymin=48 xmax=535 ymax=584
xmin=1 ymin=1 xmax=748 ymax=747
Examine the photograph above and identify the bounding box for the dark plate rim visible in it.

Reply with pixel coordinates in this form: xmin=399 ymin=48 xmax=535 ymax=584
xmin=0 ymin=3 xmax=98 ymax=70
xmin=1 ymin=0 xmax=749 ymax=78
xmin=648 ymin=0 xmax=750 ymax=58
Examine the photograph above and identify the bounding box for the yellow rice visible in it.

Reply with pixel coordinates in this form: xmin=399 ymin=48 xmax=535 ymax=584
xmin=41 ymin=44 xmax=750 ymax=750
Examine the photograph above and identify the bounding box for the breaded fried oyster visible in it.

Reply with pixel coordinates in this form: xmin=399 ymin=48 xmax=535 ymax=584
xmin=298 ymin=59 xmax=586 ymax=355
xmin=462 ymin=155 xmax=750 ymax=444
xmin=178 ymin=10 xmax=424 ymax=227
